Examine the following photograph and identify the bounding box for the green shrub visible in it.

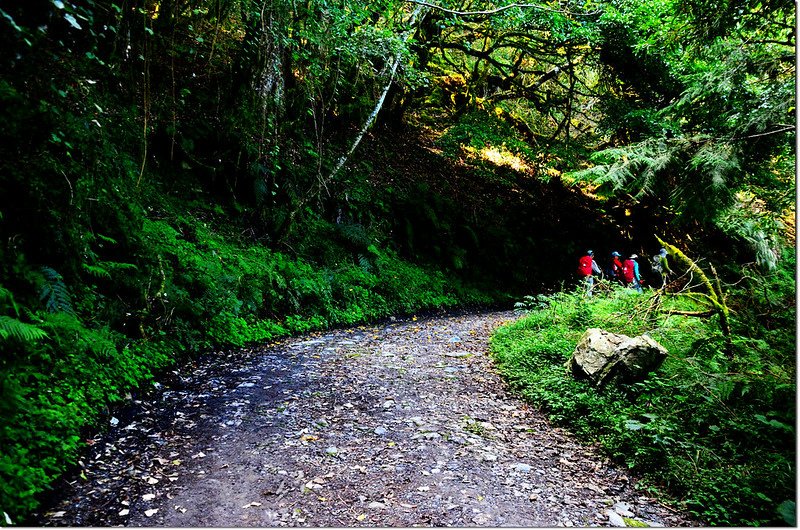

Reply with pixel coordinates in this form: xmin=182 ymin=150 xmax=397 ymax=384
xmin=491 ymin=276 xmax=795 ymax=526
xmin=0 ymin=201 xmax=501 ymax=524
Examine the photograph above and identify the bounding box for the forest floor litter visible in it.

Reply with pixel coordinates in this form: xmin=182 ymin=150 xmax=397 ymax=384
xmin=38 ymin=310 xmax=697 ymax=527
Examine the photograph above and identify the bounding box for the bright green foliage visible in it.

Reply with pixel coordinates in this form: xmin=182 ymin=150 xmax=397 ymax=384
xmin=0 ymin=194 xmax=495 ymax=523
xmin=571 ymin=0 xmax=794 ymax=250
xmin=0 ymin=0 xmax=795 ymax=525
xmin=0 ymin=3 xmax=501 ymax=519
xmin=0 ymin=310 xmax=174 ymax=522
xmin=492 ymin=260 xmax=796 ymax=526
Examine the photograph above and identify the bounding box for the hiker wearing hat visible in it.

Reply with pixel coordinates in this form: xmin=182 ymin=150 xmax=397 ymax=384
xmin=577 ymin=250 xmax=602 ymax=296
xmin=609 ymin=251 xmax=624 ymax=284
xmin=622 ymin=254 xmax=643 ymax=293
xmin=650 ymin=248 xmax=672 ymax=289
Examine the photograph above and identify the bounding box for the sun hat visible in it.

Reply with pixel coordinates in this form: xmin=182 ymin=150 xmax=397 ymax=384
xmin=612 ymin=251 xmax=621 ymax=257
xmin=630 ymin=254 xmax=638 ymax=259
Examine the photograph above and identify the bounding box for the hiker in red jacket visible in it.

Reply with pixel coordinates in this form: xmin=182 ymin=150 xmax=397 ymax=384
xmin=622 ymin=254 xmax=643 ymax=293
xmin=577 ymin=250 xmax=602 ymax=296
xmin=609 ymin=251 xmax=624 ymax=284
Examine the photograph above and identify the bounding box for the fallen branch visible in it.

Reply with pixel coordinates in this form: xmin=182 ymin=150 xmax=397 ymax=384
xmin=657 ymin=236 xmax=733 ymax=356
xmin=668 ymin=309 xmax=716 ymax=317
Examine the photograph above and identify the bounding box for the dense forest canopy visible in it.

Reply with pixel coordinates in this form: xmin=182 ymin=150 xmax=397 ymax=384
xmin=0 ymin=0 xmax=795 ymax=526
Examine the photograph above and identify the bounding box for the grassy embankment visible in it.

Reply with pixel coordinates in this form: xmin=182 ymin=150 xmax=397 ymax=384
xmin=491 ymin=269 xmax=795 ymax=526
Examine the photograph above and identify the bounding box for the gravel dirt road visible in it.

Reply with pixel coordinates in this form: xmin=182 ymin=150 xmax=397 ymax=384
xmin=38 ymin=310 xmax=696 ymax=527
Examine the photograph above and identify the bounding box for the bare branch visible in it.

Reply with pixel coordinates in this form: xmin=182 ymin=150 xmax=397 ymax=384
xmin=730 ymin=125 xmax=795 ymax=141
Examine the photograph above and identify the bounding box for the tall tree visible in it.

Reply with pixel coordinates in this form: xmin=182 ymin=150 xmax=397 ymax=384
xmin=571 ymin=0 xmax=795 ymax=265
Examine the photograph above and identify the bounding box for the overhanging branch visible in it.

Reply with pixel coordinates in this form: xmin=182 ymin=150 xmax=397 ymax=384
xmin=403 ymin=0 xmax=600 ymax=17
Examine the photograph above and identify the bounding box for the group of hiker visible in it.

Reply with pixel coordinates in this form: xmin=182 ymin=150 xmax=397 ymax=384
xmin=577 ymin=248 xmax=671 ymax=297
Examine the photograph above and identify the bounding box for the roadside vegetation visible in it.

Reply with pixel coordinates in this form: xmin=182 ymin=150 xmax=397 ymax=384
xmin=492 ymin=250 xmax=796 ymax=526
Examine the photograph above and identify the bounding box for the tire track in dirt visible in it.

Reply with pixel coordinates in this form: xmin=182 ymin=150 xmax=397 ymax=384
xmin=39 ymin=310 xmax=695 ymax=527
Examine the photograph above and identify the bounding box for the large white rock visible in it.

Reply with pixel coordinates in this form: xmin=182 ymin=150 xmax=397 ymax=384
xmin=569 ymin=328 xmax=667 ymax=386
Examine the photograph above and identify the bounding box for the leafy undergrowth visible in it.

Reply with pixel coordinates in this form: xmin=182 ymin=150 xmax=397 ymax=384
xmin=0 ymin=202 xmax=499 ymax=525
xmin=491 ymin=276 xmax=795 ymax=526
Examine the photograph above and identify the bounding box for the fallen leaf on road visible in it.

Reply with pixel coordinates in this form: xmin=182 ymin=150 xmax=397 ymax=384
xmin=144 ymin=509 xmax=158 ymax=517
xmin=356 ymin=514 xmax=367 ymax=521
xmin=142 ymin=494 xmax=156 ymax=501
xmin=242 ymin=502 xmax=262 ymax=508
xmin=118 ymin=509 xmax=129 ymax=516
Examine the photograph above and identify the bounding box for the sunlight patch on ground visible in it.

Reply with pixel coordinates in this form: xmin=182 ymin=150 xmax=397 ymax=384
xmin=462 ymin=145 xmax=531 ymax=173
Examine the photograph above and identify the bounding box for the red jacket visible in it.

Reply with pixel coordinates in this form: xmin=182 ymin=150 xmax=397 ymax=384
xmin=612 ymin=257 xmax=623 ymax=278
xmin=622 ymin=259 xmax=635 ymax=283
xmin=578 ymin=255 xmax=594 ymax=277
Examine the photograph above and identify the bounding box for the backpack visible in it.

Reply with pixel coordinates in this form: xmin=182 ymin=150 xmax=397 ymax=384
xmin=622 ymin=259 xmax=635 ymax=283
xmin=577 ymin=255 xmax=593 ymax=277
xmin=651 ymin=254 xmax=663 ymax=273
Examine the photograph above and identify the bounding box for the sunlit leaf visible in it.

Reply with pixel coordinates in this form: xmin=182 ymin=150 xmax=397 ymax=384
xmin=64 ymin=13 xmax=81 ymax=29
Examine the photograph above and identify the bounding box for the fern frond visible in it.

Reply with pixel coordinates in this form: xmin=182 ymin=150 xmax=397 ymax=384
xmin=690 ymin=142 xmax=739 ymax=193
xmin=96 ymin=233 xmax=118 ymax=245
xmin=39 ymin=266 xmax=75 ymax=314
xmin=82 ymin=264 xmax=112 ymax=279
xmin=0 ymin=285 xmax=19 ymax=316
xmin=82 ymin=260 xmax=139 ymax=279
xmin=90 ymin=339 xmax=117 ymax=358
xmin=716 ymin=207 xmax=780 ymax=271
xmin=357 ymin=253 xmax=373 ymax=273
xmin=101 ymin=260 xmax=138 ymax=271
xmin=0 ymin=315 xmax=48 ymax=342
xmin=336 ymin=222 xmax=372 ymax=249
xmin=513 ymin=294 xmax=551 ymax=313
xmin=571 ymin=138 xmax=680 ymax=197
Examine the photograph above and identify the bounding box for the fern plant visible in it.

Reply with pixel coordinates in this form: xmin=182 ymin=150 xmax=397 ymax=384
xmin=0 ymin=284 xmax=47 ymax=342
xmin=0 ymin=315 xmax=48 ymax=342
xmin=0 ymin=286 xmax=19 ymax=316
xmin=39 ymin=266 xmax=74 ymax=315
xmin=514 ymin=294 xmax=552 ymax=314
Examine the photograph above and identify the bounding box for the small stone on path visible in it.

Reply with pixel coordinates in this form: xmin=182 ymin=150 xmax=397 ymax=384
xmin=607 ymin=509 xmax=627 ymax=527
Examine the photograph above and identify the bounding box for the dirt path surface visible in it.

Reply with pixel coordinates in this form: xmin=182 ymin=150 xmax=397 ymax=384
xmin=39 ymin=310 xmax=695 ymax=527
